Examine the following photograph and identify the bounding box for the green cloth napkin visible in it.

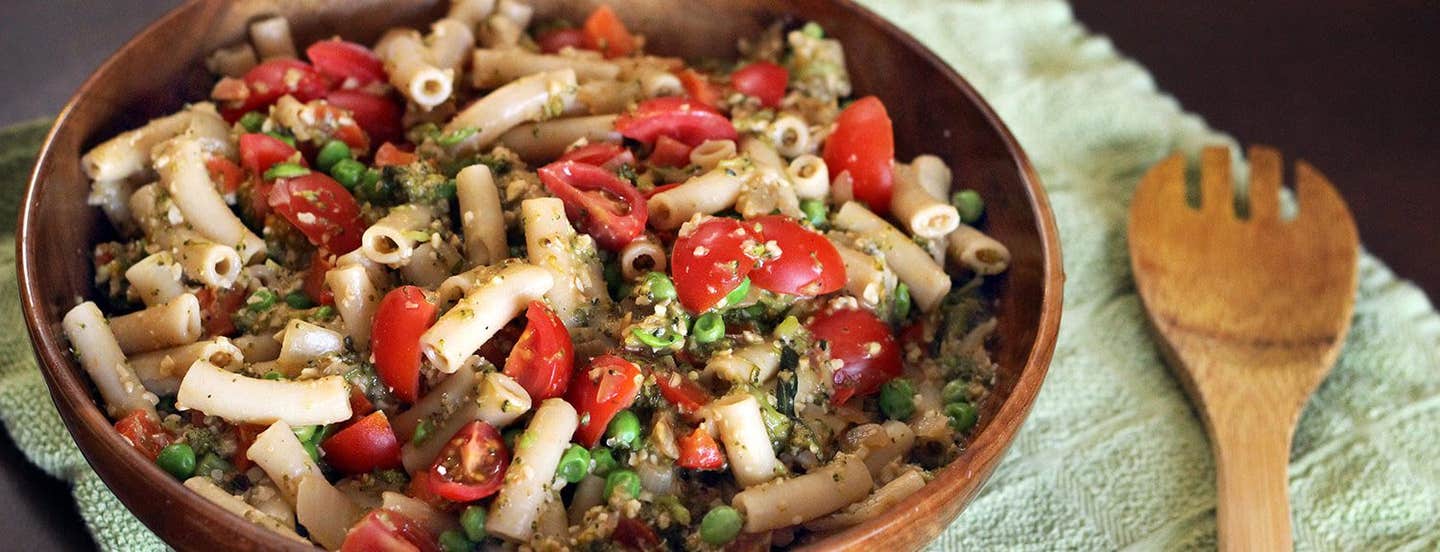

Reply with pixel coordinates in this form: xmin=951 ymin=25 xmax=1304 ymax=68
xmin=3 ymin=1 xmax=1438 ymax=549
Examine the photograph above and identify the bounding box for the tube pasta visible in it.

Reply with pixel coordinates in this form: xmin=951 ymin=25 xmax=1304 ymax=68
xmin=335 ymin=247 xmax=388 ymax=286
xmin=689 ymin=139 xmax=737 ymax=172
xmin=456 ymin=164 xmax=508 ymax=266
xmin=128 ymin=183 xmax=203 ymax=250
xmin=177 ymin=242 xmax=242 ymax=289
xmin=247 ymin=420 xmax=323 ymax=505
xmin=205 ymin=43 xmax=259 ymax=77
xmin=709 ymin=393 xmax=781 ymax=487
xmin=154 ymin=137 xmax=266 ymax=262
xmin=382 ymin=492 xmax=458 ymax=537
xmin=832 ymin=202 xmax=951 ymax=312
xmin=130 ymin=338 xmax=244 ymax=396
xmin=731 ymin=453 xmax=874 ymax=533
xmin=859 ymin=420 xmax=916 ymax=478
xmin=444 ymin=69 xmax=580 ymax=151
xmin=803 ymin=469 xmax=925 ymax=532
xmin=891 ymin=163 xmax=960 ymax=239
xmin=572 ymin=79 xmax=642 ymax=115
xmin=486 ymin=398 xmax=578 ymax=542
xmin=472 ymin=49 xmax=620 ymax=89
xmin=769 ymin=114 xmax=813 ymax=158
xmin=62 ymin=302 xmax=156 ymax=418
xmin=401 ymin=241 xmax=463 ymax=288
xmin=184 ymin=477 xmax=308 ymax=543
xmin=566 ymin=475 xmax=606 ymax=525
xmin=295 ymin=474 xmax=364 ymax=551
xmin=947 ymin=225 xmax=1011 ymax=275
xmin=326 ymin=264 xmax=382 ymax=348
xmin=494 ymin=0 xmax=534 ymax=30
xmin=124 ymin=252 xmax=186 ymax=306
xmin=362 ymin=204 xmax=435 ymax=267
xmin=705 ymin=341 xmax=781 ymax=386
xmin=647 ymin=165 xmax=748 ymax=229
xmin=618 ymin=235 xmax=666 ymax=280
xmin=249 ymin=16 xmax=297 ymax=59
xmin=420 ymin=261 xmax=554 ymax=373
xmin=177 ymin=360 xmax=352 ymax=426
xmin=741 ymin=135 xmax=785 ymax=171
xmin=397 ymin=371 xmax=531 ymax=473
xmin=392 ymin=363 xmax=477 ymax=441
xmin=909 ymin=154 xmax=952 ymax=200
xmin=81 ymin=103 xmax=226 ymax=182
xmin=428 ymin=18 xmax=475 ymax=71
xmin=235 ymin=333 xmax=282 ymax=363
xmin=477 ymin=12 xmax=524 ymax=49
xmin=522 ymin=197 xmax=607 ymax=327
xmin=108 ymin=293 xmax=202 ymax=355
xmin=638 ymin=69 xmax=683 ymax=98
xmin=446 ymin=0 xmax=497 ymax=26
xmin=497 ymin=114 xmax=621 ymax=163
xmin=275 ymin=319 xmax=346 ymax=374
xmin=787 ymin=154 xmax=830 ymax=201
xmin=375 ymin=29 xmax=453 ymax=110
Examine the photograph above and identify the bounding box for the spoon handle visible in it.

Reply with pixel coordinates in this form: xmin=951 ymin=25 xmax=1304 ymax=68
xmin=1209 ymin=400 xmax=1297 ymax=552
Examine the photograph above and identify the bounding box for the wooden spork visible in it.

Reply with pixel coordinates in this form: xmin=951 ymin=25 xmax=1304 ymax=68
xmin=1128 ymin=146 xmax=1358 ymax=551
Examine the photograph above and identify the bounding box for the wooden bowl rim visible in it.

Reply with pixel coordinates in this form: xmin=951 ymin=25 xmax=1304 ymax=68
xmin=16 ymin=0 xmax=1063 ymax=550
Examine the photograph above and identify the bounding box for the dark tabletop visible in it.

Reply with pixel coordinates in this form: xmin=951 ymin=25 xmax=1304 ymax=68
xmin=1 ymin=1 xmax=1436 ymax=549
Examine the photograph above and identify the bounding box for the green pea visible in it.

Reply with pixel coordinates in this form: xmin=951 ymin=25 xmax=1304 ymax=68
xmin=945 ymin=401 xmax=979 ymax=432
xmin=302 ymin=440 xmax=321 ymax=463
xmin=556 ymin=444 xmax=591 ymax=483
xmin=437 ymin=127 xmax=478 ymax=147
xmin=156 ymin=443 xmax=196 ymax=479
xmin=591 ymin=447 xmax=618 ymax=476
xmin=801 ymin=21 xmax=825 ymax=39
xmin=893 ymin=282 xmax=913 ymax=320
xmin=315 ymin=140 xmax=353 ymax=171
xmin=438 ymin=529 xmax=473 ymax=552
xmin=692 ymin=312 xmax=725 ymax=344
xmin=264 ymin=131 xmax=296 ymax=148
xmin=879 ymin=378 xmax=917 ymax=420
xmin=291 ymin=425 xmax=317 ymax=442
xmin=604 ymin=469 xmax=641 ymax=500
xmin=285 ymin=290 xmax=316 ymax=309
xmin=606 ymin=410 xmax=642 ymax=449
xmin=643 ymin=271 xmax=677 ymax=302
xmin=194 ymin=452 xmax=232 ymax=480
xmin=263 ymin=162 xmax=311 ymax=181
xmin=238 ymin=111 xmax=266 ymax=133
xmin=411 ymin=419 xmax=433 ymax=445
xmin=700 ymin=505 xmax=743 ymax=545
xmin=263 ymin=371 xmax=283 ymax=380
xmin=329 ymin=158 xmax=367 ymax=189
xmin=632 ymin=327 xmax=682 ymax=349
xmin=952 ymin=189 xmax=985 ymax=224
xmin=941 ymin=380 xmax=969 ymax=404
xmin=460 ymin=505 xmax=487 ymax=541
xmin=245 ymin=288 xmax=277 ymax=312
xmin=800 ymin=198 xmax=828 ymax=227
xmin=309 ymin=305 xmax=336 ymax=321
xmin=722 ymin=278 xmax=751 ymax=308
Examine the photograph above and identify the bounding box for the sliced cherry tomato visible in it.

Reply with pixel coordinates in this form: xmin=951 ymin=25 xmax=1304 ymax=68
xmin=558 ymin=142 xmax=635 ymax=170
xmin=232 ymin=423 xmax=265 ymax=472
xmin=614 ymin=97 xmax=738 ymax=147
xmin=504 ymin=302 xmax=574 ymax=401
xmin=326 ymin=89 xmax=403 ymax=149
xmin=349 ymin=387 xmax=376 ymax=421
xmin=677 ymin=427 xmax=725 ymax=471
xmin=730 ymin=61 xmax=789 ymax=108
xmin=425 ymin=421 xmax=510 ymax=503
xmin=822 ymin=96 xmax=895 ymax=214
xmin=223 ymin=59 xmax=332 ymax=121
xmin=476 ymin=319 xmax=525 ymax=368
xmin=670 ymin=217 xmax=759 ymax=312
xmin=808 ymin=306 xmax=902 ymax=405
xmin=195 ymin=286 xmax=247 ymax=337
xmin=613 ymin=517 xmax=664 ymax=552
xmin=205 ymin=156 xmax=245 ymax=195
xmin=676 ymin=68 xmax=722 ymax=109
xmin=538 ymin=27 xmax=588 ymax=54
xmin=537 ymin=161 xmax=648 ymax=250
xmin=646 ymin=135 xmax=692 ymax=168
xmin=568 ymin=354 xmax=643 ymax=447
xmin=114 ymin=410 xmax=169 ymax=460
xmin=322 ymin=411 xmax=402 ymax=475
xmin=747 ymin=215 xmax=846 ymax=296
xmin=303 ymin=251 xmax=335 ymax=306
xmin=340 ymin=509 xmax=438 ymax=552
xmin=375 ymin=142 xmax=417 ymax=167
xmin=581 ymin=4 xmax=636 ymax=58
xmin=371 ymin=286 xmax=438 ymax=403
xmin=655 ymin=372 xmax=711 ymax=416
xmin=267 ymin=173 xmax=366 ymax=254
xmin=239 ymin=132 xmax=304 ymax=177
xmin=306 ymin=39 xmax=386 ymax=87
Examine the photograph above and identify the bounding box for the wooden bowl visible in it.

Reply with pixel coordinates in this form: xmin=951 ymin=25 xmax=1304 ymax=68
xmin=16 ymin=0 xmax=1062 ymax=549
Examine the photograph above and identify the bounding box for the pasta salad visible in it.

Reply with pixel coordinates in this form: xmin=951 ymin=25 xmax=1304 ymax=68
xmin=65 ymin=1 xmax=1013 ymax=550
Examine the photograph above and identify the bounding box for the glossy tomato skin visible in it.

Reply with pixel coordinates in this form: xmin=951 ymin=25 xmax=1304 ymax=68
xmin=340 ymin=509 xmax=439 ymax=552
xmin=568 ymin=354 xmax=644 ymax=447
xmin=303 ymin=251 xmax=335 ymax=306
xmin=822 ymin=96 xmax=896 ymax=214
xmin=322 ymin=411 xmax=402 ymax=475
xmin=646 ymin=135 xmax=692 ymax=168
xmin=504 ymin=302 xmax=575 ymax=401
xmin=670 ymin=217 xmax=759 ymax=312
xmin=581 ymin=5 xmax=636 ymax=58
xmin=426 ymin=421 xmax=510 ymax=503
xmin=371 ymin=286 xmax=438 ymax=404
xmin=808 ymin=306 xmax=902 ymax=405
xmin=654 ymin=372 xmax=711 ymax=416
xmin=557 ymin=142 xmax=635 ymax=170
xmin=677 ymin=68 xmax=723 ymax=109
xmin=268 ymin=173 xmax=366 ymax=254
xmin=306 ymin=39 xmax=386 ymax=86
xmin=224 ymin=59 xmax=332 ymax=121
xmin=537 ymin=161 xmax=648 ymax=250
xmin=325 ymin=89 xmax=403 ymax=148
xmin=206 ymin=156 xmax=245 ymax=194
xmin=115 ymin=410 xmax=169 ymax=460
xmin=730 ymin=61 xmax=789 ymax=108
xmin=677 ymin=427 xmax=725 ymax=470
xmin=538 ymin=27 xmax=587 ymax=54
xmin=614 ymin=97 xmax=738 ymax=147
xmin=239 ymin=133 xmax=304 ymax=176
xmin=747 ymin=216 xmax=846 ymax=296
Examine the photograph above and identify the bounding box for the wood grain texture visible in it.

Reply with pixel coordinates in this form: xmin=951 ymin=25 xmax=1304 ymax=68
xmin=16 ymin=1 xmax=1062 ymax=550
xmin=1129 ymin=146 xmax=1358 ymax=551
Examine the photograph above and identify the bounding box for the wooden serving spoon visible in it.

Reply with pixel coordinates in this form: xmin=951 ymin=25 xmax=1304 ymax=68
xmin=1128 ymin=146 xmax=1358 ymax=551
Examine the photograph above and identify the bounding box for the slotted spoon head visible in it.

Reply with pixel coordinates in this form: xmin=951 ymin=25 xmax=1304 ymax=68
xmin=1128 ymin=145 xmax=1359 ymax=551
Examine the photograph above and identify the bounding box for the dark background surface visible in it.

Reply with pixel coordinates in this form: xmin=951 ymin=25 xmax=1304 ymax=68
xmin=0 ymin=1 xmax=1435 ymax=549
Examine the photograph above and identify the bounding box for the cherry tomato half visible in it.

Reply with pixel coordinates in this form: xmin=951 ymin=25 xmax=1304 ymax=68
xmin=306 ymin=39 xmax=387 ymax=87
xmin=268 ymin=173 xmax=366 ymax=254
xmin=205 ymin=156 xmax=245 ymax=195
xmin=581 ymin=4 xmax=636 ymax=58
xmin=808 ymin=306 xmax=902 ymax=405
xmin=646 ymin=135 xmax=692 ymax=168
xmin=239 ymin=132 xmax=304 ymax=177
xmin=371 ymin=286 xmax=439 ymax=404
xmin=558 ymin=142 xmax=635 ymax=170
xmin=325 ymin=89 xmax=404 ymax=149
xmin=223 ymin=59 xmax=332 ymax=121
xmin=747 ymin=215 xmax=846 ymax=296
xmin=340 ymin=509 xmax=439 ymax=552
xmin=568 ymin=354 xmax=644 ymax=447
xmin=676 ymin=68 xmax=723 ymax=109
xmin=670 ymin=217 xmax=759 ymax=312
xmin=303 ymin=251 xmax=335 ymax=306
xmin=537 ymin=161 xmax=648 ymax=250
xmin=822 ymin=96 xmax=895 ymax=214
xmin=654 ymin=372 xmax=711 ymax=416
xmin=730 ymin=61 xmax=789 ymax=108
xmin=614 ymin=97 xmax=738 ymax=147
xmin=504 ymin=302 xmax=575 ymax=401
xmin=114 ymin=410 xmax=169 ymax=461
xmin=677 ymin=427 xmax=726 ymax=471
xmin=322 ymin=411 xmax=402 ymax=475
xmin=425 ymin=421 xmax=510 ymax=503
xmin=195 ymin=286 xmax=247 ymax=337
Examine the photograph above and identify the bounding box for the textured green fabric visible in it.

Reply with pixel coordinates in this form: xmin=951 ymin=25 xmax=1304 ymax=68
xmin=2 ymin=1 xmax=1438 ymax=550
